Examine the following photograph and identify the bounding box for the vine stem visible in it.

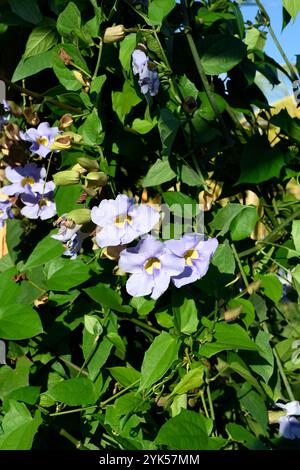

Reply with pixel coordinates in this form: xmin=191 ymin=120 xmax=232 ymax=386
xmin=180 ymin=0 xmax=233 ymax=146
xmin=92 ymin=37 xmax=103 ymax=80
xmin=231 ymin=243 xmax=249 ymax=287
xmin=0 ymin=77 xmax=82 ymax=114
xmin=49 ymin=380 xmax=140 ymax=417
xmin=120 ymin=317 xmax=161 ymax=335
xmin=255 ymin=0 xmax=298 ymax=82
xmin=59 ymin=428 xmax=89 ymax=450
xmin=238 ymin=209 xmax=300 ymax=258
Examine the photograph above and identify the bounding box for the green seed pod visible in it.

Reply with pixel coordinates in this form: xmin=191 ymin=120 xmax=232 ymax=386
xmin=85 ymin=171 xmax=108 ymax=188
xmin=77 ymin=157 xmax=100 ymax=172
xmin=66 ymin=208 xmax=91 ymax=225
xmin=53 ymin=170 xmax=80 ymax=186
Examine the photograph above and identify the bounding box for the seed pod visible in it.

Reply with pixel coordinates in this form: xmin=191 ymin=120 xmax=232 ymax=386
xmin=72 ymin=163 xmax=87 ymax=175
xmin=103 ymin=24 xmax=125 ymax=44
xmin=4 ymin=123 xmax=20 ymax=141
xmin=77 ymin=157 xmax=100 ymax=172
xmin=66 ymin=208 xmax=91 ymax=225
xmin=23 ymin=108 xmax=40 ymax=126
xmin=59 ymin=114 xmax=73 ymax=130
xmin=224 ymin=305 xmax=243 ymax=322
xmin=85 ymin=171 xmax=108 ymax=188
xmin=53 ymin=170 xmax=80 ymax=186
xmin=51 ymin=135 xmax=73 ymax=150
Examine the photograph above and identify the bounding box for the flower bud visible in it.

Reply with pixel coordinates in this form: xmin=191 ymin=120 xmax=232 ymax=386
xmin=59 ymin=114 xmax=73 ymax=130
xmin=53 ymin=170 xmax=80 ymax=186
xmin=23 ymin=107 xmax=40 ymax=126
xmin=73 ymin=70 xmax=87 ymax=86
xmin=103 ymin=25 xmax=125 ymax=44
xmin=72 ymin=163 xmax=87 ymax=175
xmin=77 ymin=157 xmax=100 ymax=172
xmin=85 ymin=171 xmax=108 ymax=188
xmin=59 ymin=48 xmax=72 ymax=65
xmin=65 ymin=208 xmax=91 ymax=225
xmin=224 ymin=306 xmax=243 ymax=322
xmin=246 ymin=279 xmax=261 ymax=295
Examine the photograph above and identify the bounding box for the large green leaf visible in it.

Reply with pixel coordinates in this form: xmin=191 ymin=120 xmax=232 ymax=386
xmin=140 ymin=332 xmax=181 ymax=389
xmin=23 ymin=232 xmax=65 ymax=271
xmin=158 ymin=108 xmax=181 ymax=156
xmin=283 ymin=0 xmax=300 ymax=20
xmin=230 ymin=206 xmax=259 ymax=241
xmin=148 ymin=0 xmax=176 ymax=26
xmin=45 ymin=258 xmax=90 ymax=291
xmin=24 ymin=22 xmax=58 ymax=58
xmin=78 ymin=109 xmax=104 ymax=145
xmin=84 ymin=285 xmax=132 ymax=313
xmin=12 ymin=50 xmax=53 ymax=82
xmin=156 ymin=409 xmax=226 ymax=450
xmin=143 ymin=158 xmax=176 ymax=187
xmin=198 ymin=34 xmax=246 ymax=75
xmin=0 ymin=357 xmax=31 ymax=401
xmin=226 ymin=423 xmax=267 ymax=450
xmin=46 ymin=377 xmax=96 ymax=406
xmin=112 ymin=81 xmax=142 ymax=124
xmin=10 ymin=0 xmax=42 ymax=24
xmin=163 ymin=191 xmax=199 ymax=218
xmin=212 ymin=240 xmax=236 ymax=274
xmin=173 ymin=294 xmax=199 ymax=335
xmin=171 ymin=367 xmax=204 ymax=396
xmin=0 ymin=304 xmax=43 ymax=340
xmin=0 ymin=401 xmax=42 ymax=450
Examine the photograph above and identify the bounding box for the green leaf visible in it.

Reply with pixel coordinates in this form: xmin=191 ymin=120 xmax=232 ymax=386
xmin=45 ymin=258 xmax=90 ymax=291
xmin=210 ymin=203 xmax=245 ymax=236
xmin=84 ymin=285 xmax=132 ymax=313
xmin=226 ymin=423 xmax=267 ymax=450
xmin=212 ymin=240 xmax=236 ymax=274
xmin=7 ymin=386 xmax=41 ymax=405
xmin=6 ymin=219 xmax=23 ymax=261
xmin=0 ymin=304 xmax=43 ymax=340
xmin=230 ymin=206 xmax=259 ymax=241
xmin=173 ymin=294 xmax=199 ymax=335
xmin=158 ymin=108 xmax=181 ymax=156
xmin=10 ymin=0 xmax=42 ymax=24
xmin=55 ymin=184 xmax=82 ymax=215
xmin=256 ymin=273 xmax=283 ymax=303
xmin=226 ymin=352 xmax=264 ymax=394
xmin=143 ymin=158 xmax=176 ymax=187
xmin=0 ymin=357 xmax=31 ymax=401
xmin=148 ymin=0 xmax=176 ymax=26
xmin=24 ymin=23 xmax=58 ymax=58
xmin=292 ymin=220 xmax=300 ymax=253
xmin=131 ymin=118 xmax=157 ymax=134
xmin=245 ymin=27 xmax=266 ymax=51
xmin=130 ymin=296 xmax=156 ymax=317
xmin=56 ymin=2 xmax=91 ymax=44
xmin=292 ymin=264 xmax=300 ymax=297
xmin=200 ymin=322 xmax=258 ymax=358
xmin=0 ymin=401 xmax=42 ymax=450
xmin=283 ymin=0 xmax=300 ymax=20
xmin=119 ymin=33 xmax=136 ymax=73
xmin=156 ymin=409 xmax=226 ymax=450
xmin=237 ymin=136 xmax=286 ymax=184
xmin=84 ymin=314 xmax=103 ymax=336
xmin=23 ymin=231 xmax=65 ymax=271
xmin=249 ymin=330 xmax=274 ymax=383
xmin=52 ymin=44 xmax=90 ymax=91
xmin=47 ymin=377 xmax=96 ymax=406
xmin=78 ymin=109 xmax=103 ymax=145
xmin=112 ymin=81 xmax=142 ymax=124
xmin=181 ymin=165 xmax=203 ymax=187
xmin=239 ymin=385 xmax=268 ymax=431
xmin=198 ymin=34 xmax=246 ymax=75
xmin=163 ymin=191 xmax=199 ymax=218
xmin=228 ymin=298 xmax=255 ymax=329
xmin=109 ymin=367 xmax=141 ymax=388
xmin=140 ymin=332 xmax=180 ymax=389
xmin=171 ymin=367 xmax=204 ymax=396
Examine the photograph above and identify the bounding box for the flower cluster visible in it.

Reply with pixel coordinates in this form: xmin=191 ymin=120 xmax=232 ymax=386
xmin=52 ymin=215 xmax=88 ymax=259
xmin=91 ymin=194 xmax=217 ymax=299
xmin=132 ymin=48 xmax=160 ymax=96
xmin=276 ymin=401 xmax=300 ymax=439
xmin=20 ymin=122 xmax=59 ymax=158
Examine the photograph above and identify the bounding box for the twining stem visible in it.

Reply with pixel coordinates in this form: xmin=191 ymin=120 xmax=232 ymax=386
xmin=92 ymin=37 xmax=103 ymax=80
xmin=59 ymin=356 xmax=89 ymax=377
xmin=59 ymin=428 xmax=89 ymax=450
xmin=262 ymin=323 xmax=295 ymax=402
xmin=231 ymin=243 xmax=249 ymax=287
xmin=206 ymin=381 xmax=216 ymax=425
xmin=255 ymin=0 xmax=298 ymax=82
xmin=120 ymin=317 xmax=161 ymax=335
xmin=238 ymin=209 xmax=300 ymax=258
xmin=0 ymin=77 xmax=82 ymax=114
xmin=49 ymin=380 xmax=140 ymax=417
xmin=199 ymin=390 xmax=210 ymax=419
xmin=180 ymin=0 xmax=232 ymax=146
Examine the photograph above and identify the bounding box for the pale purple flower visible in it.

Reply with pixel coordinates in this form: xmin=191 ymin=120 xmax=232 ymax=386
xmin=279 ymin=416 xmax=300 ymax=440
xmin=20 ymin=181 xmax=56 ymax=220
xmin=132 ymin=49 xmax=148 ymax=76
xmin=20 ymin=122 xmax=59 ymax=158
xmin=52 ymin=215 xmax=88 ymax=259
xmin=0 ymin=198 xmax=13 ymax=227
xmin=132 ymin=49 xmax=160 ymax=96
xmin=91 ymin=194 xmax=159 ymax=248
xmin=276 ymin=401 xmax=300 ymax=416
xmin=119 ymin=235 xmax=185 ymax=299
xmin=165 ymin=233 xmax=218 ymax=288
xmin=1 ymin=163 xmax=46 ymax=196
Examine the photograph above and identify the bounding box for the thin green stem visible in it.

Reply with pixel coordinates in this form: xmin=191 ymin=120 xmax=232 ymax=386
xmin=70 ymin=61 xmax=92 ymax=79
xmin=92 ymin=38 xmax=103 ymax=80
xmin=255 ymin=0 xmax=298 ymax=82
xmin=262 ymin=324 xmax=295 ymax=401
xmin=120 ymin=317 xmax=161 ymax=335
xmin=59 ymin=356 xmax=89 ymax=377
xmin=231 ymin=243 xmax=249 ymax=287
xmin=238 ymin=209 xmax=300 ymax=258
xmin=199 ymin=391 xmax=210 ymax=419
xmin=27 ymin=279 xmax=46 ymax=293
xmin=59 ymin=428 xmax=89 ymax=450
xmin=76 ymin=336 xmax=99 ymax=378
xmin=206 ymin=382 xmax=216 ymax=423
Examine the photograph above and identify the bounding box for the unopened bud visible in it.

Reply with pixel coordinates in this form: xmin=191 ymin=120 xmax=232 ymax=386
xmin=66 ymin=208 xmax=91 ymax=225
xmin=77 ymin=157 xmax=99 ymax=172
xmin=59 ymin=114 xmax=73 ymax=130
xmin=246 ymin=279 xmax=261 ymax=295
xmin=23 ymin=108 xmax=40 ymax=126
xmin=224 ymin=306 xmax=243 ymax=322
xmin=72 ymin=163 xmax=87 ymax=175
xmin=73 ymin=70 xmax=87 ymax=86
xmin=268 ymin=410 xmax=285 ymax=424
xmin=103 ymin=24 xmax=125 ymax=44
xmin=53 ymin=170 xmax=80 ymax=186
xmin=182 ymin=96 xmax=198 ymax=113
xmin=85 ymin=171 xmax=108 ymax=188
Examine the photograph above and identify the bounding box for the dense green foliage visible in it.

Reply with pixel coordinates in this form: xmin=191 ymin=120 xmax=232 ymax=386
xmin=0 ymin=0 xmax=300 ymax=450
